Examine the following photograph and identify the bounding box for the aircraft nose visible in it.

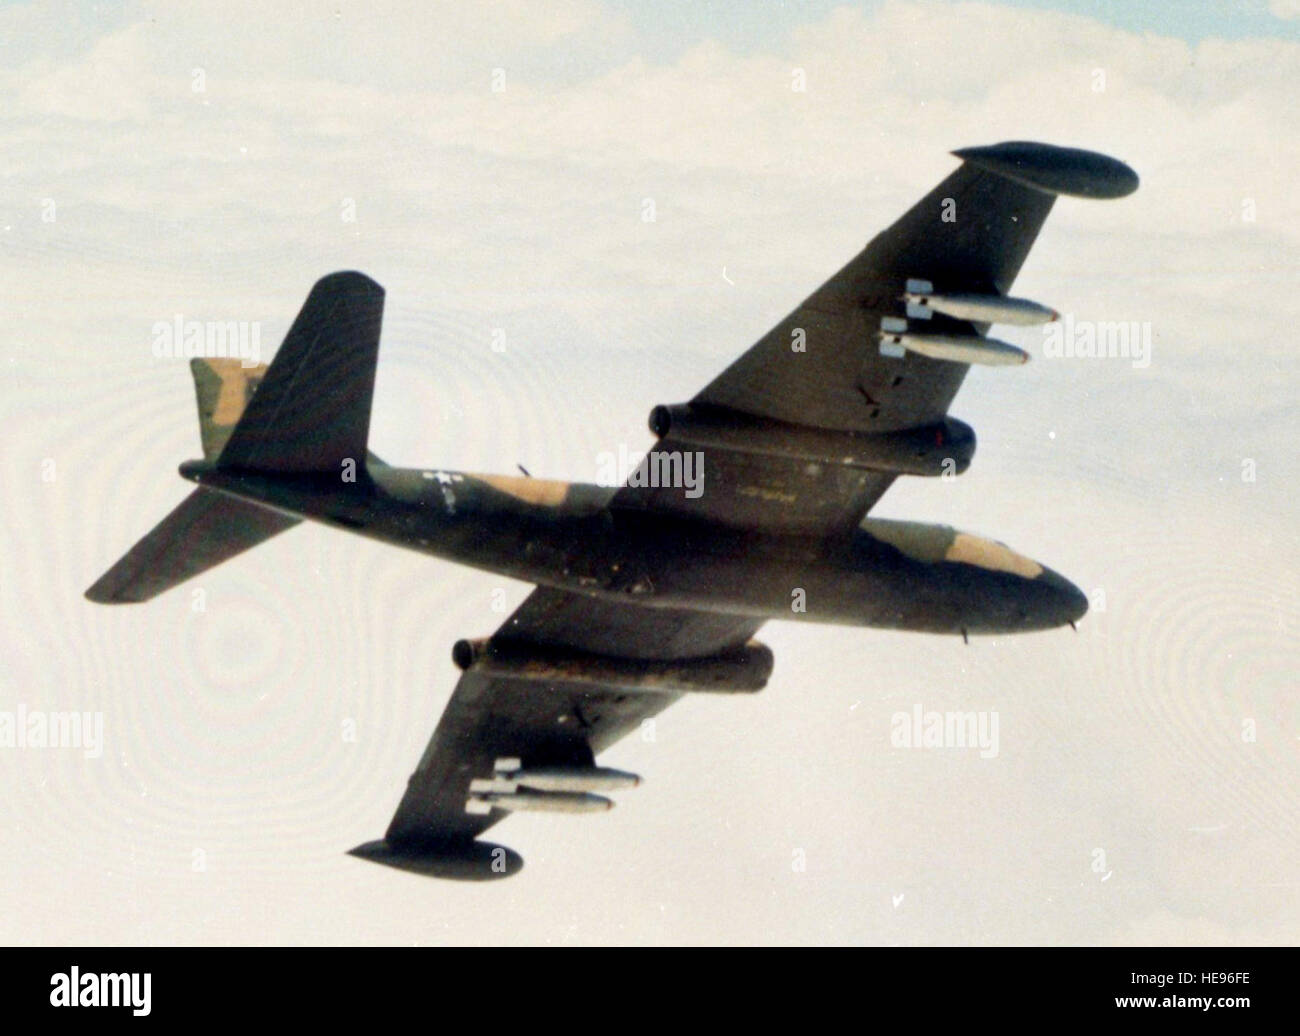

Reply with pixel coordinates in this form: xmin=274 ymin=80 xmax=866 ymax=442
xmin=1035 ymin=566 xmax=1089 ymax=627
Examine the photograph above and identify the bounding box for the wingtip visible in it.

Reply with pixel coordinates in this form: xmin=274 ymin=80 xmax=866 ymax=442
xmin=85 ymin=587 xmax=144 ymax=605
xmin=84 ymin=580 xmax=127 ymax=605
xmin=953 ymin=141 xmax=1139 ymax=199
xmin=348 ymin=839 xmax=525 ymax=880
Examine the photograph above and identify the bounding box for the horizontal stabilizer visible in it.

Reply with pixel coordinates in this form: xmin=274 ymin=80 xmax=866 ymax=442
xmin=85 ymin=488 xmax=299 ymax=604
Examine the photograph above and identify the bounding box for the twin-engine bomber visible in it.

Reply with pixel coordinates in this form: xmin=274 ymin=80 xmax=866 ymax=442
xmin=87 ymin=141 xmax=1137 ymax=880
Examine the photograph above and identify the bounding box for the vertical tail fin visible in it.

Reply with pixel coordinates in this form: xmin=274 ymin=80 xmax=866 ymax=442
xmin=216 ymin=271 xmax=385 ymax=474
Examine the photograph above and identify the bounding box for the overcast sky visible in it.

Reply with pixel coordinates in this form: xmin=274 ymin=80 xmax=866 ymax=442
xmin=2 ymin=0 xmax=1298 ymax=945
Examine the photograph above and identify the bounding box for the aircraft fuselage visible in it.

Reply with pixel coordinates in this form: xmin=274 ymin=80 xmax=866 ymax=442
xmin=180 ymin=461 xmax=1087 ymax=637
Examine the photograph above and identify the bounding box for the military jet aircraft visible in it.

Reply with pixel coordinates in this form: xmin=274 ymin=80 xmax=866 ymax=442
xmin=87 ymin=141 xmax=1137 ymax=880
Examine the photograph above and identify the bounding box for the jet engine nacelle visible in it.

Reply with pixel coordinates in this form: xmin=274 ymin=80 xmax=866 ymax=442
xmin=648 ymin=402 xmax=976 ymax=477
xmin=452 ymin=635 xmax=773 ymax=693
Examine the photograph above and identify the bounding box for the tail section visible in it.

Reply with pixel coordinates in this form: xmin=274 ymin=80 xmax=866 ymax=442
xmin=191 ymin=357 xmax=268 ymax=460
xmin=84 ymin=490 xmax=299 ymax=604
xmin=216 ymin=270 xmax=384 ymax=475
xmin=86 ymin=271 xmax=386 ymax=604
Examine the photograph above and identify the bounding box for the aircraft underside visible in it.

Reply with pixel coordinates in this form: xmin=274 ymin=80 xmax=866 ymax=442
xmin=181 ymin=462 xmax=1087 ymax=636
xmin=86 ymin=139 xmax=1135 ymax=880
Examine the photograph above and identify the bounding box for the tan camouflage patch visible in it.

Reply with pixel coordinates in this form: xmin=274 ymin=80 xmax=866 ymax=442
xmin=191 ymin=358 xmax=268 ymax=460
xmin=862 ymin=518 xmax=1043 ymax=579
xmin=205 ymin=358 xmax=266 ymax=426
xmin=945 ymin=532 xmax=1043 ymax=579
xmin=476 ymin=474 xmax=572 ymax=507
xmin=862 ymin=518 xmax=954 ymax=562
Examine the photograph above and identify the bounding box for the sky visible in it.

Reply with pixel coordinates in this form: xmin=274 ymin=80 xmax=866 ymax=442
xmin=1 ymin=0 xmax=1298 ymax=945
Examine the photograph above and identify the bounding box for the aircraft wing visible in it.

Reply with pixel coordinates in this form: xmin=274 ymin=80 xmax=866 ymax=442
xmin=356 ymin=587 xmax=766 ymax=875
xmin=349 ymin=143 xmax=1136 ymax=880
xmin=613 ymin=141 xmax=1137 ymax=534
